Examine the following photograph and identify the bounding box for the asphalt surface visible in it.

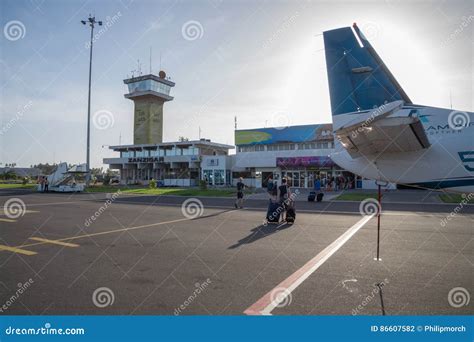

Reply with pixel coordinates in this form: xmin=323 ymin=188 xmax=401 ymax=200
xmin=0 ymin=190 xmax=473 ymax=315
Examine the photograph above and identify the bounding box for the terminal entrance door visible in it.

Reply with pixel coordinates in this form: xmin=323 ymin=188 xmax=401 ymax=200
xmin=282 ymin=171 xmax=301 ymax=187
xmin=262 ymin=172 xmax=274 ymax=188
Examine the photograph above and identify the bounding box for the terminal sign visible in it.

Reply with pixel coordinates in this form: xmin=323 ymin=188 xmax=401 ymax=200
xmin=276 ymin=156 xmax=335 ymax=167
xmin=128 ymin=157 xmax=161 ymax=163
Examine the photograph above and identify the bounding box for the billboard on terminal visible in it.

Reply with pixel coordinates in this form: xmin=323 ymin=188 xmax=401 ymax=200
xmin=235 ymin=124 xmax=333 ymax=145
xmin=276 ymin=156 xmax=335 ymax=168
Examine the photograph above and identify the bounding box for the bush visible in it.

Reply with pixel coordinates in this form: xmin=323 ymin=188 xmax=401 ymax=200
xmin=103 ymin=175 xmax=111 ymax=186
xmin=199 ymin=180 xmax=207 ymax=190
xmin=22 ymin=176 xmax=30 ymax=185
xmin=149 ymin=179 xmax=157 ymax=189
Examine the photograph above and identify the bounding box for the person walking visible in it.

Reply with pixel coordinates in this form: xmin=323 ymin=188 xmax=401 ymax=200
xmin=39 ymin=176 xmax=45 ymax=192
xmin=278 ymin=178 xmax=290 ymax=219
xmin=235 ymin=177 xmax=246 ymax=209
xmin=266 ymin=175 xmax=274 ymax=197
xmin=44 ymin=177 xmax=49 ymax=192
xmin=314 ymin=177 xmax=321 ymax=192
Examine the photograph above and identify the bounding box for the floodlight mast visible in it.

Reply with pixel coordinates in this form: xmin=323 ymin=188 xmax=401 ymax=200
xmin=81 ymin=15 xmax=102 ymax=186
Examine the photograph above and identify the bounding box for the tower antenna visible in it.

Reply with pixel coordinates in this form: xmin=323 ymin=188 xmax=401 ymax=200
xmin=137 ymin=59 xmax=142 ymax=76
xmin=149 ymin=47 xmax=152 ymax=74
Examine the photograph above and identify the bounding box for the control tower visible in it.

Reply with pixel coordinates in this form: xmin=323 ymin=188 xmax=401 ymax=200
xmin=123 ymin=71 xmax=175 ymax=144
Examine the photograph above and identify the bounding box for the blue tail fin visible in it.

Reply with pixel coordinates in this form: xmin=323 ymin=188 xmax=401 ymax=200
xmin=323 ymin=23 xmax=411 ymax=116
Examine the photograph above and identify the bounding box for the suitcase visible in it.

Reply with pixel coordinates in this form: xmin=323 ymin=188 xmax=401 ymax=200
xmin=266 ymin=200 xmax=281 ymax=223
xmin=308 ymin=191 xmax=316 ymax=202
xmin=316 ymin=193 xmax=324 ymax=202
xmin=286 ymin=207 xmax=296 ymax=223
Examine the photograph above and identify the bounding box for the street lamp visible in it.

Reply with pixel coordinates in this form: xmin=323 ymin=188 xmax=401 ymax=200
xmin=81 ymin=15 xmax=102 ymax=187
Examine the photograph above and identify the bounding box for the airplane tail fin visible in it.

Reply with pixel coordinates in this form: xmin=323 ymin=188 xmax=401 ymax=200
xmin=323 ymin=23 xmax=411 ymax=116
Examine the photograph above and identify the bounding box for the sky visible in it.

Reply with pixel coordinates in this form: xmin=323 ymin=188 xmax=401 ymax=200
xmin=1 ymin=0 xmax=473 ymax=168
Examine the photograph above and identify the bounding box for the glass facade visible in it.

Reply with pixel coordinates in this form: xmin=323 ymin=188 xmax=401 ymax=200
xmin=122 ymin=146 xmax=200 ymax=158
xmin=127 ymin=79 xmax=171 ymax=96
xmin=136 ymin=150 xmax=149 ymax=157
xmin=203 ymin=170 xmax=213 ymax=184
xmin=202 ymin=169 xmax=226 ymax=186
xmin=238 ymin=142 xmax=334 ymax=152
xmin=214 ymin=170 xmax=225 ymax=185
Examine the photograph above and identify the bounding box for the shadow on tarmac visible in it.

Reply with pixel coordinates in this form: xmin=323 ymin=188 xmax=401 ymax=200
xmin=228 ymin=222 xmax=294 ymax=249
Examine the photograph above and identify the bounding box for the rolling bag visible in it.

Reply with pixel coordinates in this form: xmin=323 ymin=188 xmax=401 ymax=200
xmin=316 ymin=193 xmax=324 ymax=202
xmin=266 ymin=200 xmax=281 ymax=223
xmin=286 ymin=200 xmax=296 ymax=223
xmin=308 ymin=191 xmax=316 ymax=202
xmin=286 ymin=207 xmax=296 ymax=223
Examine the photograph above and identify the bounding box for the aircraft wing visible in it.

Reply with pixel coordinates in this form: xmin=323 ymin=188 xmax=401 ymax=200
xmin=335 ymin=101 xmax=431 ymax=158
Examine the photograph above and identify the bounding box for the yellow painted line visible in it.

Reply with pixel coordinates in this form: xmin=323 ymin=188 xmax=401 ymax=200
xmin=0 ymin=245 xmax=37 ymax=256
xmin=18 ymin=217 xmax=192 ymax=248
xmin=16 ymin=210 xmax=239 ymax=249
xmin=0 ymin=218 xmax=16 ymax=223
xmin=29 ymin=237 xmax=79 ymax=248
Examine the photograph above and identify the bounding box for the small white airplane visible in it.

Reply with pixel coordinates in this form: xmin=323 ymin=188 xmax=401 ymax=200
xmin=324 ymin=23 xmax=473 ymax=193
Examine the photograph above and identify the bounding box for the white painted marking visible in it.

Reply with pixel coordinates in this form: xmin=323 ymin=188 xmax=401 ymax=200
xmin=245 ymin=214 xmax=374 ymax=315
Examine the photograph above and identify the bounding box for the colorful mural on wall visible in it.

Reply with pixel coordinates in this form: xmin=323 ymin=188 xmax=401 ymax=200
xmin=235 ymin=124 xmax=333 ymax=145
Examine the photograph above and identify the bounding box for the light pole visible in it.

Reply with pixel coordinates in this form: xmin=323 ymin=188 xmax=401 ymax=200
xmin=81 ymin=15 xmax=102 ymax=186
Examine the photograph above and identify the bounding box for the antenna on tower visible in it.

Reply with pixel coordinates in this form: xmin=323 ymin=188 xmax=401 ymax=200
xmin=449 ymin=90 xmax=453 ymax=109
xmin=199 ymin=126 xmax=202 ymax=139
xmin=137 ymin=59 xmax=142 ymax=76
xmin=234 ymin=116 xmax=237 ymax=130
xmin=149 ymin=47 xmax=152 ymax=74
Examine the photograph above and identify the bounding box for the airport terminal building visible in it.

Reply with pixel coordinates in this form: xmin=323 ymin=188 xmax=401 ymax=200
xmin=103 ymin=69 xmax=380 ymax=189
xmin=104 ymin=140 xmax=233 ymax=186
xmin=232 ymin=124 xmax=357 ymax=188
